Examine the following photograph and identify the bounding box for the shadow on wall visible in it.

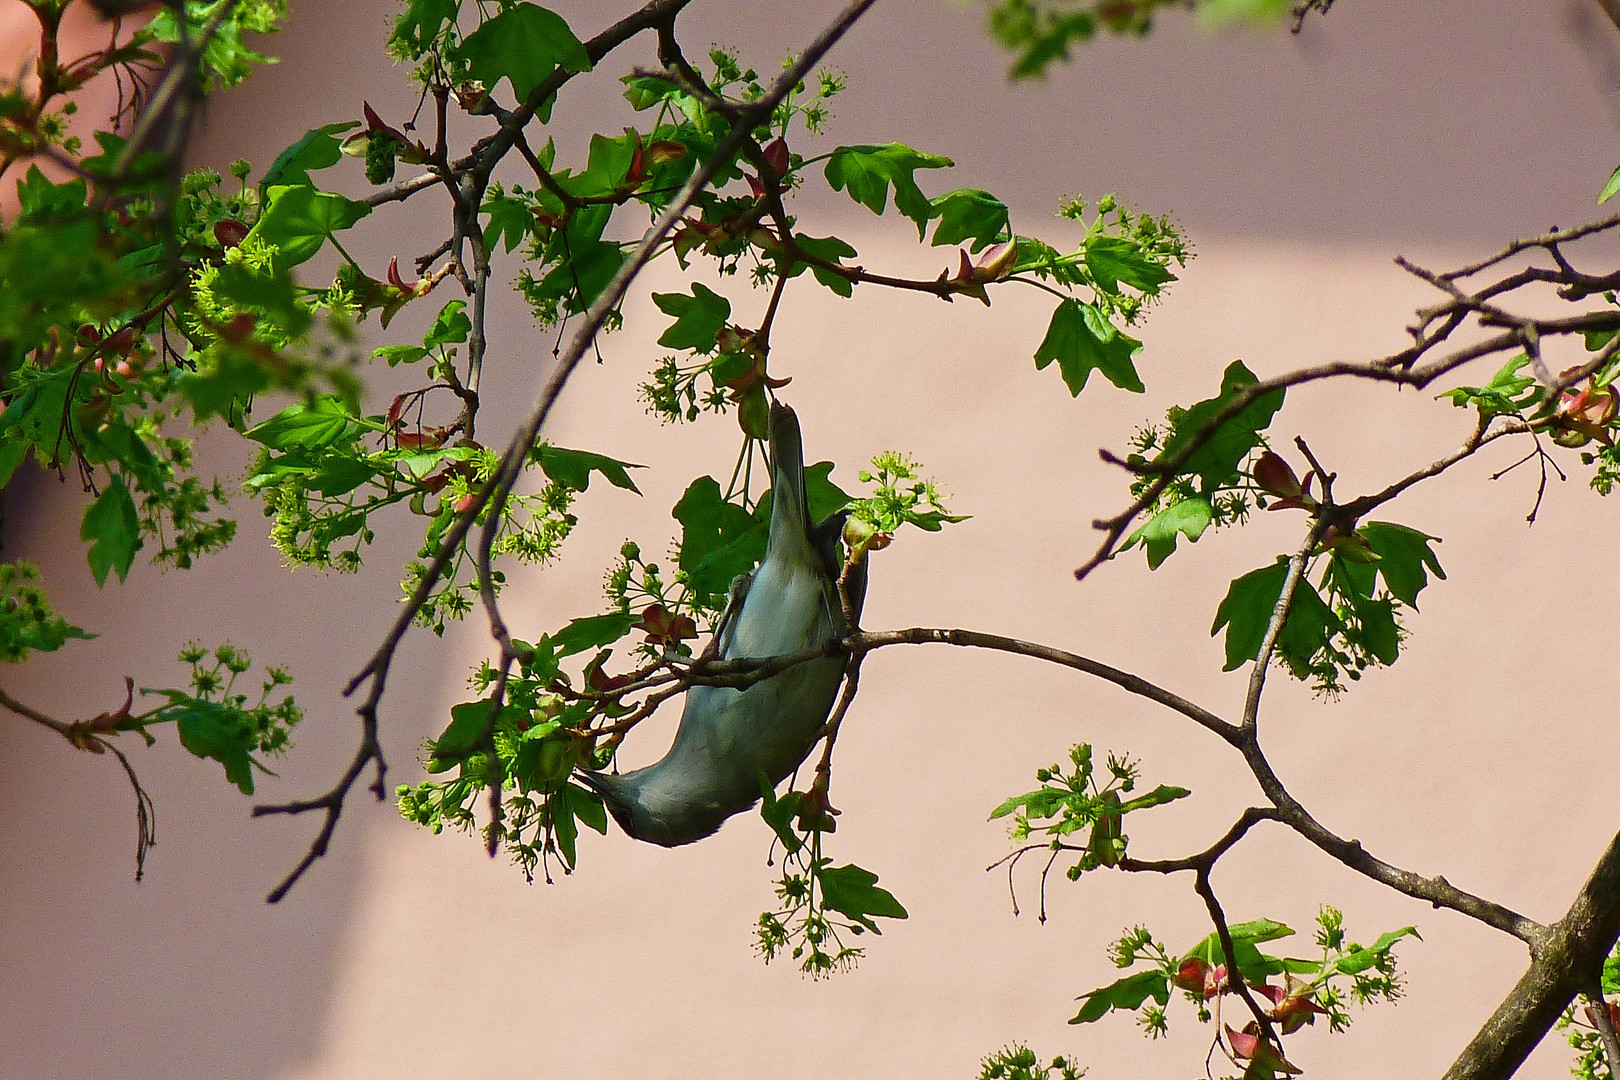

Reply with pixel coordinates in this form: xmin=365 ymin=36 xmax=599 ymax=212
xmin=4 ymin=1 xmax=1620 ymax=1079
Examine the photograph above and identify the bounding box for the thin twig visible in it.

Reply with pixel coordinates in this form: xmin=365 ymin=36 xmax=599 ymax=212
xmin=0 ymin=685 xmax=156 ymax=880
xmin=1241 ymin=524 xmax=1321 ymax=732
xmin=1195 ymin=868 xmax=1280 ymax=1047
xmin=1585 ymin=984 xmax=1620 ymax=1071
xmin=1119 ymin=807 xmax=1282 ymax=875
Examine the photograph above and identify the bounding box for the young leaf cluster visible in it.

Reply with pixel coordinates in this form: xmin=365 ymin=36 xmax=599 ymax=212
xmin=977 ymin=1044 xmax=1086 ymax=1080
xmin=992 ymin=743 xmax=1189 ymax=879
xmin=1078 ymin=908 xmax=1414 ymax=1054
xmin=398 ymin=641 xmax=610 ymax=882
xmin=1441 ymin=337 xmax=1620 ymax=496
xmin=755 ymin=782 xmax=908 ymax=978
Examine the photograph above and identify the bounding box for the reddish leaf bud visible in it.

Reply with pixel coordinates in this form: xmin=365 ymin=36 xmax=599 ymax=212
xmin=763 ymin=137 xmax=790 ymax=178
xmin=1171 ymin=957 xmax=1212 ymax=994
xmin=1253 ymin=450 xmax=1302 ymax=499
xmin=214 ymin=219 xmax=249 ymax=248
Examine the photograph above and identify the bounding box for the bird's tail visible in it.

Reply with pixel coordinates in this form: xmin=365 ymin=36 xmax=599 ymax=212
xmin=767 ymin=401 xmax=809 ymax=552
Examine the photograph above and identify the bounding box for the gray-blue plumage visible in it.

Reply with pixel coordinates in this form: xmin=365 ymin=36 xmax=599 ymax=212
xmin=581 ymin=402 xmax=864 ymax=847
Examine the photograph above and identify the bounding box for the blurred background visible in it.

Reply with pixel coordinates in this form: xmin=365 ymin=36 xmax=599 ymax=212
xmin=3 ymin=1 xmax=1618 ymax=1077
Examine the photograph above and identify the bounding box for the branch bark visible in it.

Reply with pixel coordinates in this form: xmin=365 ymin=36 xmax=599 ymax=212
xmin=1442 ymin=829 xmax=1620 ymax=1080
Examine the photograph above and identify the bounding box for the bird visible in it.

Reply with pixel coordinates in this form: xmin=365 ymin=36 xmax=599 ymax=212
xmin=580 ymin=401 xmax=865 ymax=847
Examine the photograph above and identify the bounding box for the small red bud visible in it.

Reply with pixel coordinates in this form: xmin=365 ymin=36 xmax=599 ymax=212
xmin=221 ymin=313 xmax=257 ymax=342
xmin=214 ymin=219 xmax=249 ymax=248
xmin=1171 ymin=957 xmax=1212 ymax=995
xmin=763 ymin=137 xmax=789 ymax=178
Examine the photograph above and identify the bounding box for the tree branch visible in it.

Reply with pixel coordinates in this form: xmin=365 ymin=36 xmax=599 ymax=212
xmin=1074 ymin=219 xmax=1620 ymax=582
xmin=1235 ymin=737 xmax=1544 ymax=943
xmin=1119 ymin=806 xmax=1282 ymax=875
xmin=849 ymin=626 xmax=1239 ymax=744
xmin=0 ymin=685 xmax=156 ymax=880
xmin=1441 ymin=829 xmax=1620 ymax=1080
xmin=1241 ymin=524 xmax=1320 ymax=733
xmin=1196 ymin=867 xmax=1280 ymax=1048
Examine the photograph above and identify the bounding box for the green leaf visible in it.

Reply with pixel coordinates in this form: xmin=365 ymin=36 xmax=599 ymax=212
xmin=373 ymin=344 xmax=428 ymax=366
xmin=313 ymin=456 xmax=375 ymax=498
xmin=0 ymin=562 xmax=93 ymax=662
xmin=1333 ymin=925 xmax=1419 ymax=975
xmin=390 ymin=0 xmax=458 ymax=56
xmin=432 ymin=699 xmax=499 ymax=760
xmin=1182 ymin=919 xmax=1297 ymax=984
xmin=759 ymin=779 xmax=805 ymax=857
xmin=673 ymin=475 xmax=767 ymax=602
xmin=804 ymin=461 xmax=852 ymax=524
xmin=0 ymin=439 xmax=29 ymax=487
xmin=929 ymin=188 xmax=1010 ymax=251
xmin=1354 ymin=594 xmax=1401 ymax=665
xmin=533 ymin=446 xmax=644 ymax=493
xmin=209 ymin=262 xmax=312 ymax=336
xmin=244 ymin=395 xmax=358 ymax=450
xmin=815 ymin=862 xmax=908 ymax=933
xmin=174 ymin=701 xmax=258 ymax=794
xmin=424 ymin=300 xmax=471 ymax=347
xmin=1085 ymin=234 xmax=1175 ymax=294
xmin=1601 ymin=164 xmax=1620 ymax=204
xmin=482 ymin=190 xmax=534 ymax=254
xmin=570 ymin=782 xmax=609 ymax=835
xmin=1160 ymin=360 xmax=1284 ymax=490
xmin=1211 ymin=559 xmax=1339 ymax=674
xmin=13 ymin=165 xmax=89 ymax=218
xmin=552 ymin=612 xmax=636 ymax=657
xmin=1438 ymin=354 xmax=1539 ymax=417
xmin=824 ymin=143 xmax=954 ymax=237
xmin=559 ymin=133 xmax=636 ymax=200
xmin=1358 ymin=521 xmax=1445 ymax=608
xmin=1070 ymin=969 xmax=1170 ymax=1024
xmin=1123 ymin=496 xmax=1212 ymax=569
xmin=988 ymin=787 xmax=1072 ymax=821
xmin=1116 ymin=784 xmax=1192 ymax=813
xmin=457 ymin=4 xmax=592 ymax=112
xmin=652 ymin=283 xmax=731 ymax=353
xmin=250 ymin=184 xmax=372 ymax=270
xmin=529 ymin=230 xmax=627 ymax=312
xmin=81 ymin=475 xmax=141 ymax=586
xmin=553 ymin=782 xmax=580 ymax=866
xmin=1033 ymin=298 xmax=1144 ymax=395
xmin=260 ymin=122 xmax=359 ymax=193
xmin=788 ymin=233 xmax=859 ymax=298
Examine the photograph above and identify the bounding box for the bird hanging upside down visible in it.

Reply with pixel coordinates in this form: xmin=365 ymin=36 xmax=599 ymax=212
xmin=581 ymin=401 xmax=865 ymax=847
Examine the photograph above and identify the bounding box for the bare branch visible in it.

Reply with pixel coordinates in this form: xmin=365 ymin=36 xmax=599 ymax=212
xmin=0 ymin=686 xmax=156 ymax=880
xmin=1119 ymin=807 xmax=1282 ymax=875
xmin=1236 ymin=740 xmax=1544 ymax=943
xmin=1196 ymin=868 xmax=1280 ymax=1047
xmin=849 ymin=626 xmax=1239 ymax=744
xmin=1441 ymin=829 xmax=1620 ymax=1080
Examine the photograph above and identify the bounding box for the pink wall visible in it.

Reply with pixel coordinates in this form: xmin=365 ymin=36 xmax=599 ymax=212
xmin=3 ymin=2 xmax=1617 ymax=1078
